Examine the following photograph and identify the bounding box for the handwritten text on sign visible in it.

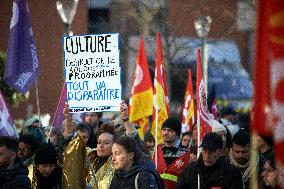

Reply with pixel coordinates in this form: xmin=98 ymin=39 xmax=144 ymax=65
xmin=64 ymin=34 xmax=121 ymax=112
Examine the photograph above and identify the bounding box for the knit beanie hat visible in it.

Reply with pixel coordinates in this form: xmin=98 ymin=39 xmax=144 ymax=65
xmin=35 ymin=143 xmax=58 ymax=165
xmin=161 ymin=117 xmax=181 ymax=136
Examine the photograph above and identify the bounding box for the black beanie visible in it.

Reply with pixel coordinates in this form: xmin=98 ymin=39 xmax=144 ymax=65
xmin=161 ymin=117 xmax=181 ymax=136
xmin=35 ymin=143 xmax=58 ymax=165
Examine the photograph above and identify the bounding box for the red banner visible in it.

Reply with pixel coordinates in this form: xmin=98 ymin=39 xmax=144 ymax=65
xmin=181 ymin=69 xmax=195 ymax=132
xmin=129 ymin=35 xmax=153 ymax=138
xmin=253 ymin=1 xmax=284 ymax=188
xmin=152 ymin=32 xmax=169 ymax=144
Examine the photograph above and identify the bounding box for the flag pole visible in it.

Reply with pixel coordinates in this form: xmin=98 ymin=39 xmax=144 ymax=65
xmin=35 ymin=80 xmax=41 ymax=125
xmin=250 ymin=131 xmax=259 ymax=189
xmin=197 ymin=111 xmax=201 ymax=189
xmin=155 ymin=104 xmax=158 ymax=169
xmin=197 ymin=111 xmax=201 ymax=157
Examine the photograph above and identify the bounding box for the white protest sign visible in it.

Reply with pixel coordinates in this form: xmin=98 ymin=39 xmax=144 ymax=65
xmin=63 ymin=33 xmax=121 ymax=113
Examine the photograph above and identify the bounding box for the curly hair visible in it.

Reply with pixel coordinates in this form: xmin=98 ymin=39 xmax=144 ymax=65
xmin=98 ymin=122 xmax=116 ymax=136
xmin=19 ymin=134 xmax=39 ymax=152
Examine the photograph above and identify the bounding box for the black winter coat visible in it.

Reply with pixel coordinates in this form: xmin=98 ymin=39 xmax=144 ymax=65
xmin=109 ymin=161 xmax=164 ymax=189
xmin=176 ymin=156 xmax=243 ymax=189
xmin=0 ymin=158 xmax=31 ymax=189
xmin=35 ymin=166 xmax=62 ymax=189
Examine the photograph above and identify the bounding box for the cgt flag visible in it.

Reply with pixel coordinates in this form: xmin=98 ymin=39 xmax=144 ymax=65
xmin=0 ymin=91 xmax=17 ymax=137
xmin=196 ymin=48 xmax=213 ymax=140
xmin=181 ymin=69 xmax=195 ymax=133
xmin=253 ymin=1 xmax=284 ymax=188
xmin=152 ymin=32 xmax=170 ymax=144
xmin=129 ymin=35 xmax=153 ymax=139
xmin=4 ymin=0 xmax=39 ymax=93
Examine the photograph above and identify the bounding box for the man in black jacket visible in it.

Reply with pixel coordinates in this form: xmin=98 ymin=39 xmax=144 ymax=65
xmin=0 ymin=136 xmax=31 ymax=189
xmin=177 ymin=132 xmax=243 ymax=189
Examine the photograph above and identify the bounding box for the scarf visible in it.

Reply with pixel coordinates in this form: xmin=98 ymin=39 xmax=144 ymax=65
xmin=229 ymin=149 xmax=258 ymax=185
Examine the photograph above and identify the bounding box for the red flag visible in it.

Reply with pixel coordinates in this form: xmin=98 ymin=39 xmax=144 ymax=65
xmin=129 ymin=35 xmax=153 ymax=139
xmin=252 ymin=0 xmax=272 ymax=136
xmin=152 ymin=32 xmax=169 ymax=144
xmin=181 ymin=69 xmax=195 ymax=132
xmin=196 ymin=49 xmax=212 ymax=140
xmin=0 ymin=90 xmax=17 ymax=137
xmin=253 ymin=1 xmax=284 ymax=187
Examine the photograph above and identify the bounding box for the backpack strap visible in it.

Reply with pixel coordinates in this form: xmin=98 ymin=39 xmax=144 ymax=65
xmin=135 ymin=172 xmax=140 ymax=189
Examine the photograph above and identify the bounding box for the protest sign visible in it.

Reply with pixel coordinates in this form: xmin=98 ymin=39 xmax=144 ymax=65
xmin=63 ymin=33 xmax=121 ymax=113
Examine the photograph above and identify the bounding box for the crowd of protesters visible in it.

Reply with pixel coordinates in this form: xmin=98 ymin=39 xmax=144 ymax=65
xmin=0 ymin=102 xmax=278 ymax=189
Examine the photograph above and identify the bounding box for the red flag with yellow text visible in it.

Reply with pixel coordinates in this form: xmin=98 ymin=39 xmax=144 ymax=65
xmin=129 ymin=35 xmax=153 ymax=139
xmin=181 ymin=69 xmax=195 ymax=133
xmin=253 ymin=1 xmax=284 ymax=187
xmin=152 ymin=33 xmax=169 ymax=144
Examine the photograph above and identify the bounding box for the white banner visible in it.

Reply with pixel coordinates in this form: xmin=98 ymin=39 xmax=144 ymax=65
xmin=64 ymin=33 xmax=121 ymax=113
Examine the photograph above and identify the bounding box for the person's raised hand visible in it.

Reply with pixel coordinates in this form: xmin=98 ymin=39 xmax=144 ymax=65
xmin=63 ymin=102 xmax=70 ymax=118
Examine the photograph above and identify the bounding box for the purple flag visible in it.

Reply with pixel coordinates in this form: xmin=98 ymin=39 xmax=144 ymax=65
xmin=4 ymin=0 xmax=40 ymax=93
xmin=0 ymin=91 xmax=17 ymax=137
xmin=52 ymin=84 xmax=67 ymax=128
xmin=52 ymin=84 xmax=82 ymax=128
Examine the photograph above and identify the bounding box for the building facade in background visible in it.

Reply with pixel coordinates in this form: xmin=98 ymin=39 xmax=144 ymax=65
xmin=0 ymin=0 xmax=254 ymax=123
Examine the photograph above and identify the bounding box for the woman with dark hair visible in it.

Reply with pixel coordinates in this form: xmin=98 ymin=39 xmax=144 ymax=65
xmin=109 ymin=136 xmax=164 ymax=189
